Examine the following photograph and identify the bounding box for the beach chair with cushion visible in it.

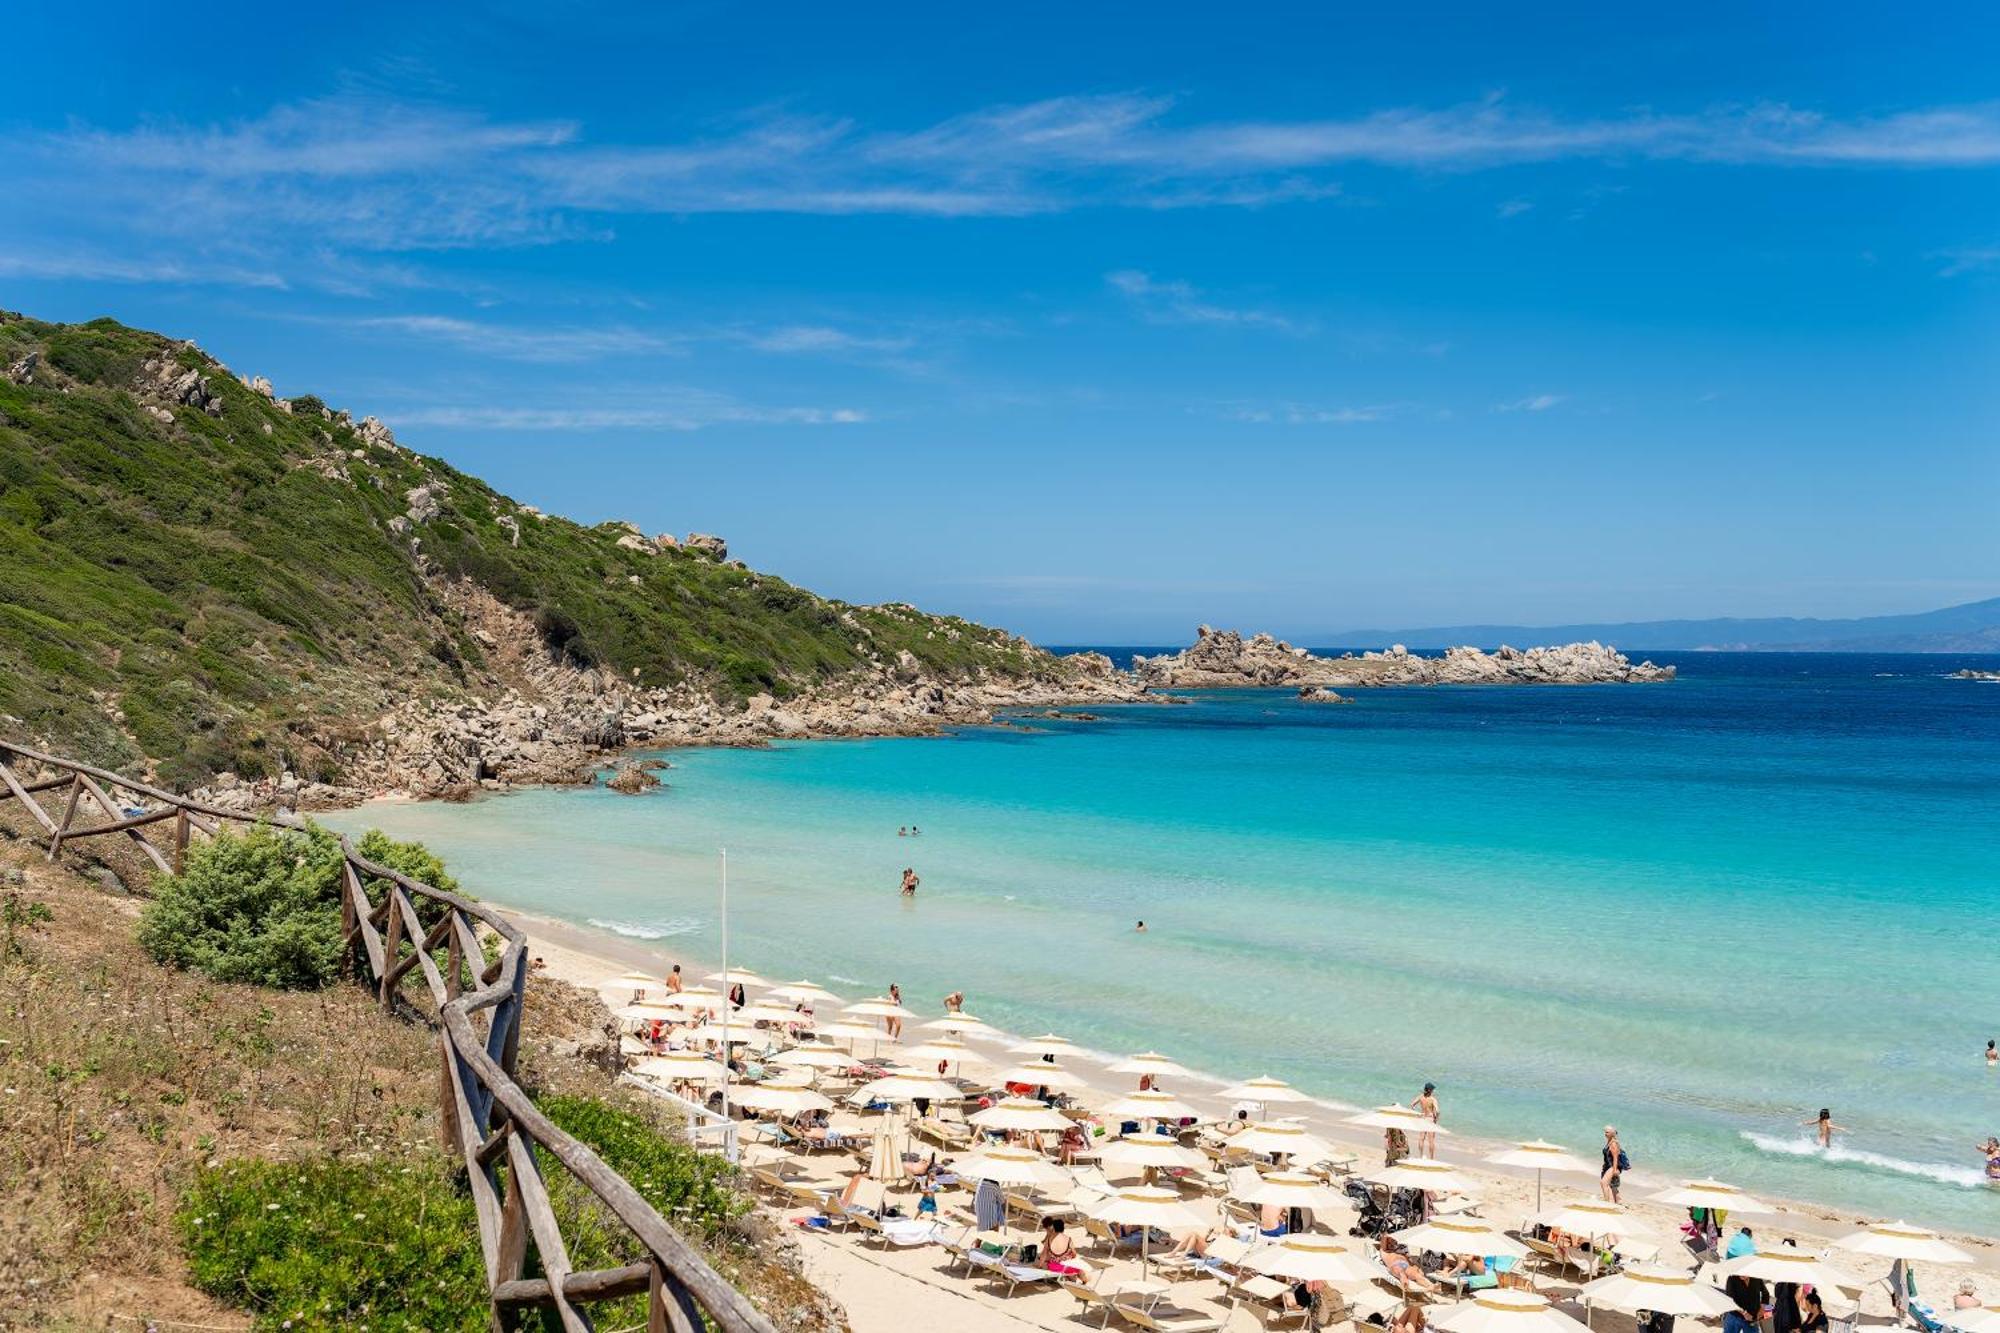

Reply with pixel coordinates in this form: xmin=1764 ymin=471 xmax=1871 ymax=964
xmin=913 ymin=1116 xmax=975 ymax=1151
xmin=989 ymin=1262 xmax=1065 ymax=1297
xmin=844 ymin=1208 xmax=946 ymax=1249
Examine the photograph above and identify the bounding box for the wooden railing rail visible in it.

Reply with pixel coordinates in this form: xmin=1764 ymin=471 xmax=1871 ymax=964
xmin=0 ymin=741 xmax=775 ymax=1333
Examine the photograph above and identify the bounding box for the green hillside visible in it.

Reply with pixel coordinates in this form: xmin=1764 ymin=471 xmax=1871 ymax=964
xmin=0 ymin=312 xmax=1063 ymax=787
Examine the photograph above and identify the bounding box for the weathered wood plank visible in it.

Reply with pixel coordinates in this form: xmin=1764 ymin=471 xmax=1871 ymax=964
xmin=73 ymin=773 xmax=171 ymax=874
xmin=47 ymin=774 xmax=85 ymax=860
xmin=445 ymin=1047 xmax=503 ymax=1282
xmin=494 ymin=1264 xmax=653 ymax=1310
xmin=504 ymin=1133 xmax=591 ymax=1333
xmin=51 ymin=806 xmax=178 ymax=840
xmin=650 ymin=1261 xmax=701 ymax=1333
xmin=0 ymin=761 xmax=58 ymax=834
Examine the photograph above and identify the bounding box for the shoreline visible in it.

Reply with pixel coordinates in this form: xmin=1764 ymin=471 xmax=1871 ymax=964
xmin=500 ymin=904 xmax=2000 ymax=1265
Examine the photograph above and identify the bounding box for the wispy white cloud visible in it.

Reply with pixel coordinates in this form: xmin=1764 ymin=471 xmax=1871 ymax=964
xmin=393 ymin=390 xmax=866 ymax=431
xmin=739 ymin=324 xmax=915 ymax=355
xmin=1935 ymin=245 xmax=2000 ymax=276
xmin=1106 ymin=270 xmax=1310 ymax=334
xmin=1220 ymin=400 xmax=1407 ymax=424
xmin=1496 ymin=197 xmax=1534 ymax=219
xmin=1495 ymin=393 xmax=1567 ymax=413
xmin=0 ymin=249 xmax=289 ymax=289
xmin=349 ymin=314 xmax=685 ymax=361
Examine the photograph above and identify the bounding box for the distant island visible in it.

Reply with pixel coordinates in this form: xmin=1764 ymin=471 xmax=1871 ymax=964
xmin=1323 ymin=597 xmax=2000 ymax=654
xmin=1134 ymin=626 xmax=1673 ymax=689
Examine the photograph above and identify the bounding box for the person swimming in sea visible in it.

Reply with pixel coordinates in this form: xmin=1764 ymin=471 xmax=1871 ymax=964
xmin=1802 ymin=1108 xmax=1846 ymax=1148
xmin=1135 ymin=920 xmax=1147 ymax=932
xmin=1979 ymin=1136 xmax=2000 ymax=1183
xmin=900 ymin=868 xmax=919 ymax=897
xmin=898 ymin=826 xmax=908 ymax=837
xmin=1987 ymin=1039 xmax=1996 ymax=1066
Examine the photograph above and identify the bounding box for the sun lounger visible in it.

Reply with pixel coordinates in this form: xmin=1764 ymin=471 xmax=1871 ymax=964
xmin=1065 ymin=1276 xmax=1124 ymax=1328
xmin=843 ymin=1209 xmax=946 ymax=1249
xmin=989 ymin=1262 xmax=1065 ymax=1297
xmin=912 ymin=1116 xmax=974 ymax=1150
xmin=1114 ymin=1296 xmax=1238 ymax=1332
xmin=1517 ymin=1232 xmax=1593 ymax=1282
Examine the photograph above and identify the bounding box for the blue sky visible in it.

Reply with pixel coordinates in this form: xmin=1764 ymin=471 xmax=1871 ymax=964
xmin=5 ymin=3 xmax=1996 ymax=641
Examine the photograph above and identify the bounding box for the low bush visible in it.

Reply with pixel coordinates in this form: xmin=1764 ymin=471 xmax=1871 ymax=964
xmin=178 ymin=1156 xmax=487 ymax=1331
xmin=139 ymin=823 xmax=459 ymax=989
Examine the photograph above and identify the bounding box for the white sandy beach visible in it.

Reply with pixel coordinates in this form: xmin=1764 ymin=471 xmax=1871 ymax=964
xmin=504 ymin=906 xmax=2000 ymax=1333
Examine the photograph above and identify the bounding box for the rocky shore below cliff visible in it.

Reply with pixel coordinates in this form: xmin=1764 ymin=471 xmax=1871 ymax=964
xmin=1133 ymin=625 xmax=1675 ymax=689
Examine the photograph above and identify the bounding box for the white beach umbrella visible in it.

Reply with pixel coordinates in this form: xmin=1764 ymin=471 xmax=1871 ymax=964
xmin=1010 ymin=1033 xmax=1087 ymax=1060
xmin=1829 ymin=1220 xmax=1973 ymax=1266
xmin=1104 ymin=1089 xmax=1201 ymax=1122
xmin=735 ymin=1003 xmax=807 ymax=1027
xmin=1346 ymin=1104 xmax=1451 ymax=1136
xmin=630 ymin=1052 xmax=732 ymax=1085
xmin=896 ymin=1037 xmax=972 ymax=1070
xmin=1436 ymin=1289 xmax=1592 ymax=1333
xmin=768 ymin=1043 xmax=856 ymax=1071
xmin=1645 ymin=1179 xmax=1774 ymax=1215
xmin=726 ymin=1081 xmax=834 ymax=1115
xmin=614 ymin=999 xmax=684 ymax=1022
xmin=869 ymin=1118 xmax=911 ymax=1183
xmin=1108 ymin=1051 xmax=1194 ymax=1079
xmin=1713 ymin=1249 xmax=1856 ymax=1296
xmin=850 ymin=1073 xmax=961 ymax=1105
xmin=844 ymin=995 xmax=917 ymax=1019
xmin=1532 ymin=1199 xmax=1657 ymax=1242
xmin=922 ymin=1013 xmax=993 ymax=1034
xmin=1228 ymin=1121 xmax=1335 ymax=1160
xmin=1395 ymin=1216 xmax=1529 ymax=1261
xmin=994 ymin=1062 xmax=1089 ymax=1091
xmin=1946 ymin=1308 xmax=2000 ymax=1333
xmin=969 ymin=1097 xmax=1074 ymax=1133
xmin=604 ymin=970 xmax=667 ymax=993
xmin=1488 ymin=1140 xmax=1599 ymax=1212
xmin=1579 ymin=1265 xmax=1738 ymax=1320
xmin=955 ymin=1144 xmax=1073 ymax=1187
xmin=1081 ymin=1185 xmax=1207 ymax=1279
xmin=662 ymin=986 xmax=729 ymax=1013
xmin=1249 ymin=1232 xmax=1378 ymax=1286
xmin=704 ymin=967 xmax=770 ymax=989
xmin=768 ymin=979 xmax=841 ymax=1004
xmin=812 ymin=1018 xmax=892 ymax=1042
xmin=1098 ymin=1132 xmax=1206 ymax=1172
xmin=1367 ymin=1156 xmax=1479 ymax=1194
xmin=1220 ymin=1075 xmax=1315 ymax=1105
xmin=1230 ymin=1169 xmax=1351 ymax=1214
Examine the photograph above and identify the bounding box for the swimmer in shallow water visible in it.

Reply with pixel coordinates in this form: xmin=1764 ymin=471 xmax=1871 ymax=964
xmin=1801 ymin=1108 xmax=1846 ymax=1148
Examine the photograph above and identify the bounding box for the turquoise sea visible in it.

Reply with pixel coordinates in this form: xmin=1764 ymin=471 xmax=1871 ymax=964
xmin=328 ymin=652 xmax=2000 ymax=1235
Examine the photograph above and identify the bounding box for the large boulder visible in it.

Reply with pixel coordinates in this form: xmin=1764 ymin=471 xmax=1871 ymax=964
xmin=683 ymin=533 xmax=728 ymax=559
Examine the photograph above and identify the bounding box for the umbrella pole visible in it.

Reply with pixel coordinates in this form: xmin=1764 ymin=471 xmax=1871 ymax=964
xmin=719 ymin=848 xmax=731 ymax=1142
xmin=1535 ymin=1166 xmax=1543 ymax=1214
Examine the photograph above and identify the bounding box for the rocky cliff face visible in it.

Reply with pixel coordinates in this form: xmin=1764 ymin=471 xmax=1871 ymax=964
xmin=1132 ymin=626 xmax=1674 ymax=689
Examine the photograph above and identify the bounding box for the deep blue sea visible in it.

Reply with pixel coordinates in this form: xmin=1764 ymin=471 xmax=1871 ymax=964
xmin=329 ymin=652 xmax=2000 ymax=1233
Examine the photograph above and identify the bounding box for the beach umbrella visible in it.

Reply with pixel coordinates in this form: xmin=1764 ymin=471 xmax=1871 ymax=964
xmin=844 ymin=996 xmax=917 ymax=1020
xmin=1532 ymin=1199 xmax=1656 ymax=1243
xmin=726 ymin=1081 xmax=833 ymax=1115
xmin=1228 ymin=1121 xmax=1335 ymax=1160
xmin=768 ymin=1043 xmax=855 ymax=1071
xmin=955 ymin=1144 xmax=1073 ymax=1188
xmin=849 ymin=1073 xmax=961 ymax=1105
xmin=768 ymin=979 xmax=841 ymax=1004
xmin=1579 ymin=1265 xmax=1738 ymax=1320
xmin=1249 ymin=1232 xmax=1377 ymax=1286
xmin=1080 ymin=1185 xmax=1206 ymax=1280
xmin=922 ymin=1013 xmax=992 ymax=1034
xmin=662 ymin=986 xmax=729 ymax=1013
xmin=1395 ymin=1216 xmax=1529 ymax=1261
xmin=1108 ymin=1051 xmax=1193 ymax=1079
xmin=1366 ymin=1156 xmax=1478 ymax=1194
xmin=1436 ymin=1290 xmax=1592 ymax=1333
xmin=1829 ymin=1220 xmax=1973 ymax=1266
xmin=1346 ymin=1104 xmax=1452 ymax=1136
xmin=1230 ymin=1169 xmax=1351 ymax=1215
xmin=704 ymin=967 xmax=770 ymax=989
xmin=1946 ymin=1309 xmax=2000 ymax=1333
xmin=1011 ymin=1033 xmax=1087 ymax=1060
xmin=1098 ymin=1132 xmax=1206 ymax=1172
xmin=813 ymin=1019 xmax=894 ymax=1044
xmin=630 ymin=1052 xmax=730 ymax=1084
xmin=603 ymin=970 xmax=667 ymax=994
xmin=869 ymin=1117 xmax=911 ymax=1183
xmin=1220 ymin=1075 xmax=1315 ymax=1108
xmin=1645 ymin=1179 xmax=1774 ymax=1215
xmin=1104 ymin=1089 xmax=1200 ymax=1122
xmin=615 ymin=999 xmax=684 ymax=1022
xmin=969 ymin=1097 xmax=1074 ymax=1133
xmin=896 ymin=1037 xmax=972 ymax=1072
xmin=1712 ymin=1249 xmax=1855 ymax=1296
xmin=993 ymin=1062 xmax=1089 ymax=1091
xmin=735 ymin=1003 xmax=807 ymax=1027
xmin=1488 ymin=1141 xmax=1598 ymax=1212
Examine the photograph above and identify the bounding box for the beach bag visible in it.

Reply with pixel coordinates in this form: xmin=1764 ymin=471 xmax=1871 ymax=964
xmin=1617 ymin=1150 xmax=1631 ymax=1172
xmin=1019 ymin=1244 xmax=1039 ymax=1264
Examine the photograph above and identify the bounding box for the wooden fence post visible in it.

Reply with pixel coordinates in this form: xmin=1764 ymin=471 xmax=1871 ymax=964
xmin=381 ymin=890 xmax=404 ymax=1008
xmin=172 ymin=806 xmax=190 ymax=874
xmin=47 ymin=774 xmax=84 ymax=861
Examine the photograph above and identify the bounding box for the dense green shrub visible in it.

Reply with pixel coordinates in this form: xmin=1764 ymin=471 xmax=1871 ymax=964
xmin=178 ymin=1156 xmax=486 ymax=1332
xmin=139 ymin=824 xmax=458 ymax=989
xmin=538 ymin=1094 xmax=747 ymax=1241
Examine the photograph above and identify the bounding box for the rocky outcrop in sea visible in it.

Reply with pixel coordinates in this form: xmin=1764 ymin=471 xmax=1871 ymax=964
xmin=1133 ymin=625 xmax=1674 ymax=689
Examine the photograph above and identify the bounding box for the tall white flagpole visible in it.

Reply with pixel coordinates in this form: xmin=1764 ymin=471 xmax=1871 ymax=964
xmin=719 ymin=847 xmax=730 ymax=1130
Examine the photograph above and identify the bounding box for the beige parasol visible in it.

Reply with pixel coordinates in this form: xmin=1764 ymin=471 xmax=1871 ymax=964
xmin=615 ymin=999 xmax=684 ymax=1022
xmin=603 ymin=970 xmax=667 ymax=993
xmin=812 ymin=1019 xmax=895 ymax=1043
xmin=1098 ymin=1132 xmax=1206 ymax=1171
xmin=1108 ymin=1051 xmax=1194 ymax=1078
xmin=1393 ymin=1215 xmax=1529 ymax=1260
xmin=849 ymin=1073 xmax=961 ymax=1105
xmin=725 ymin=1081 xmax=834 ymax=1115
xmin=661 ymin=986 xmax=729 ymax=1013
xmin=1487 ymin=1140 xmax=1599 ymax=1211
xmin=869 ymin=1117 xmax=911 ymax=1183
xmin=767 ymin=979 xmax=840 ymax=1004
xmin=630 ymin=1052 xmax=730 ymax=1084
xmin=1436 ymin=1289 xmax=1593 ymax=1333
xmin=1230 ymin=1169 xmax=1351 ymax=1214
xmin=994 ymin=1062 xmax=1089 ymax=1091
xmin=968 ymin=1097 xmax=1074 ymax=1133
xmin=1644 ymin=1179 xmax=1774 ymax=1215
xmin=1078 ymin=1185 xmax=1207 ymax=1279
xmin=1712 ymin=1249 xmax=1857 ymax=1297
xmin=768 ymin=1044 xmax=855 ymax=1071
xmin=1346 ymin=1104 xmax=1452 ymax=1135
xmin=1220 ymin=1075 xmax=1316 ymax=1105
xmin=1366 ymin=1156 xmax=1478 ymax=1194
xmin=1829 ymin=1220 xmax=1974 ymax=1266
xmin=703 ymin=968 xmax=770 ymax=989
xmin=896 ymin=1037 xmax=972 ymax=1071
xmin=921 ymin=1013 xmax=993 ymax=1034
xmin=1578 ymin=1265 xmax=1739 ymax=1319
xmin=1946 ymin=1308 xmax=2000 ymax=1333
xmin=1010 ymin=1033 xmax=1087 ymax=1060
xmin=1228 ymin=1121 xmax=1336 ymax=1160
xmin=1104 ymin=1089 xmax=1200 ymax=1121
xmin=734 ymin=1003 xmax=807 ymax=1027
xmin=1248 ymin=1232 xmax=1378 ymax=1286
xmin=955 ymin=1144 xmax=1073 ymax=1188
xmin=843 ymin=996 xmax=917 ymax=1020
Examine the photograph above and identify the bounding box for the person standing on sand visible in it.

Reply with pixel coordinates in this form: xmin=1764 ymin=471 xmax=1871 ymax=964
xmin=665 ymin=963 xmax=683 ymax=994
xmin=1412 ymin=1082 xmax=1440 ymax=1157
xmin=900 ymin=868 xmax=919 ymax=897
xmin=1802 ymin=1109 xmax=1845 ymax=1148
xmin=887 ymin=983 xmax=904 ymax=1039
xmin=1601 ymin=1126 xmax=1628 ymax=1201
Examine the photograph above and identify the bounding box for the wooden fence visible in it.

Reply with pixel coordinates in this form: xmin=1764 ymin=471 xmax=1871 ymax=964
xmin=0 ymin=741 xmax=776 ymax=1333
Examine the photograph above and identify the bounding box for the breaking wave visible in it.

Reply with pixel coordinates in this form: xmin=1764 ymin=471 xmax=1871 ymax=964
xmin=1739 ymin=1132 xmax=1990 ymax=1188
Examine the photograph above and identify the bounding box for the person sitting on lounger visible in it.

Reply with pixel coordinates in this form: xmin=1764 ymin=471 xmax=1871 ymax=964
xmin=1041 ymin=1218 xmax=1084 ymax=1276
xmin=1378 ymin=1236 xmax=1439 ymax=1294
xmin=1443 ymin=1254 xmax=1489 ymax=1280
xmin=1171 ymin=1227 xmax=1218 ymax=1258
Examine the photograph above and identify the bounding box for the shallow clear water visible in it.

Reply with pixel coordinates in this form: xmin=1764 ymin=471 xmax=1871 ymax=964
xmin=326 ymin=652 xmax=2000 ymax=1233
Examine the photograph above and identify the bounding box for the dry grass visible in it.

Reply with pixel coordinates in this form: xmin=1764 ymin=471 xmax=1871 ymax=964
xmin=0 ymin=813 xmax=844 ymax=1332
